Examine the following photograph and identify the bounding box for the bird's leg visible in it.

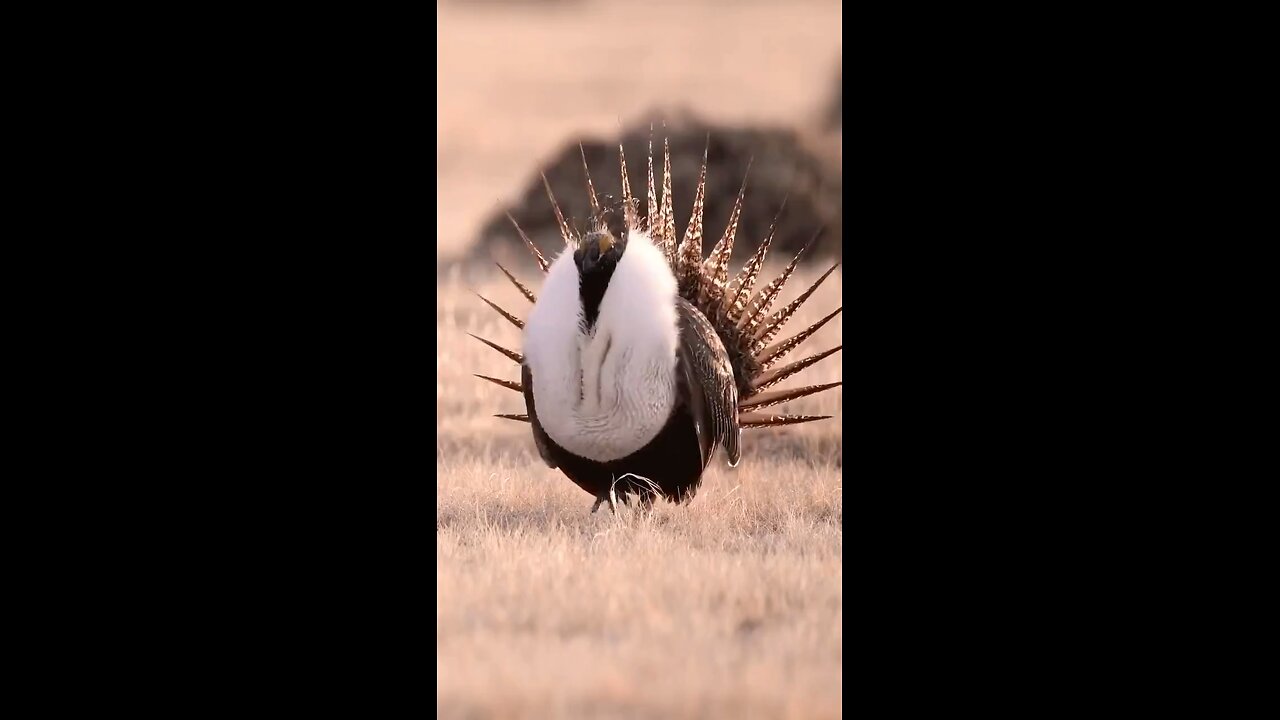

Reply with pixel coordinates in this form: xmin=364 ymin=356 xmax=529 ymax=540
xmin=590 ymin=481 xmax=619 ymax=515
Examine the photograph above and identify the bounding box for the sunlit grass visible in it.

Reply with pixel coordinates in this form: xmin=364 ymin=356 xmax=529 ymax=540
xmin=437 ymin=265 xmax=842 ymax=719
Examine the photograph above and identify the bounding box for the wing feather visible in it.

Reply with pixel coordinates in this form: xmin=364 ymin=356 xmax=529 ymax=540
xmin=676 ymin=298 xmax=741 ymax=467
xmin=521 ymin=364 xmax=558 ymax=468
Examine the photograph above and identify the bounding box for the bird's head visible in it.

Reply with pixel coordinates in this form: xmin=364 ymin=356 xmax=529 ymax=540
xmin=574 ymin=229 xmax=625 ymax=276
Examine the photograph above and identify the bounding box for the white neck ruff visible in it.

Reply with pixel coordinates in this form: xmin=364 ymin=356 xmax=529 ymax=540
xmin=522 ymin=231 xmax=679 ymax=463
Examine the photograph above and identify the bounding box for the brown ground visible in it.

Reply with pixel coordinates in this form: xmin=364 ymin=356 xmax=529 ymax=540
xmin=437 ymin=2 xmax=842 ymax=717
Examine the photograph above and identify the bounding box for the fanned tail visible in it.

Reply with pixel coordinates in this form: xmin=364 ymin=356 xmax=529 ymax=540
xmin=751 ymin=345 xmax=842 ymax=393
xmin=579 ymin=143 xmax=603 ymax=232
xmin=475 ymin=374 xmax=522 ymax=393
xmin=506 ymin=213 xmax=549 ymax=273
xmin=739 ymin=382 xmax=842 ymax=412
xmin=676 ymin=137 xmax=709 ymax=295
xmin=722 ymin=191 xmax=790 ymax=325
xmin=739 ymin=413 xmax=832 ymax=429
xmin=700 ymin=158 xmax=751 ymax=308
xmin=737 ymin=229 xmax=821 ymax=335
xmin=541 ymin=172 xmax=575 ymax=246
xmin=468 ymin=333 xmax=523 ymax=365
xmin=619 ymin=143 xmax=639 ymax=233
xmin=495 ymin=263 xmax=537 ymax=303
xmin=659 ymin=132 xmax=677 ymax=266
xmin=755 ymin=308 xmax=842 ymax=371
xmin=474 ymin=292 xmax=525 ymax=330
xmin=751 ymin=262 xmax=839 ymax=354
xmin=646 ymin=127 xmax=660 ymax=241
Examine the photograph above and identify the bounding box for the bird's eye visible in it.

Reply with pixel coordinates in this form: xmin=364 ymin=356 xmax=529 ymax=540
xmin=597 ymin=233 xmax=614 ymax=254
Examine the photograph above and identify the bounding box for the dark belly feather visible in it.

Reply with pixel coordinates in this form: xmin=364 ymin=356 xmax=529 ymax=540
xmin=542 ymin=403 xmax=708 ymax=503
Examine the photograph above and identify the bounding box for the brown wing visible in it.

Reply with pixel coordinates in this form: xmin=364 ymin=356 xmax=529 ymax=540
xmin=676 ymin=297 xmax=741 ymax=467
xmin=521 ymin=364 xmax=558 ymax=468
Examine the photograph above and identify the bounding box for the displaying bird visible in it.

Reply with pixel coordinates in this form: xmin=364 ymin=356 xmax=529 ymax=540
xmin=472 ymin=134 xmax=842 ymax=513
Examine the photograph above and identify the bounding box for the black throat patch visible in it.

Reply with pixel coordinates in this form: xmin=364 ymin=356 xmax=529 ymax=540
xmin=579 ymin=262 xmax=616 ymax=332
xmin=574 ymin=231 xmax=625 ymax=333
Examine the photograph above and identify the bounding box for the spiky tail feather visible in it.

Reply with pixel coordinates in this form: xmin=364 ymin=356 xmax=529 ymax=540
xmin=475 ymin=135 xmax=842 ymax=431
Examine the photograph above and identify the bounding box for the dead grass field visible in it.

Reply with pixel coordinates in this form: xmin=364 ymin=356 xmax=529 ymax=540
xmin=437 ymin=266 xmax=842 ymax=719
xmin=437 ymin=1 xmax=842 ymax=717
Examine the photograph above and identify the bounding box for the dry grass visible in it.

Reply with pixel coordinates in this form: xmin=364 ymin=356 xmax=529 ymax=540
xmin=437 ymin=266 xmax=842 ymax=719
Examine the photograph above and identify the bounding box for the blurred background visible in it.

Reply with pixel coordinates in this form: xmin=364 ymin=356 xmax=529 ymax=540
xmin=437 ymin=0 xmax=842 ymax=275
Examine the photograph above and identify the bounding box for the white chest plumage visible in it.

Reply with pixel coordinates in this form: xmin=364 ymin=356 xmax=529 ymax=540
xmin=522 ymin=231 xmax=679 ymax=463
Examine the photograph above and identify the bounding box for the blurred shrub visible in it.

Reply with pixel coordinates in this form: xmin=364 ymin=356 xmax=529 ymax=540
xmin=471 ymin=109 xmax=842 ymax=272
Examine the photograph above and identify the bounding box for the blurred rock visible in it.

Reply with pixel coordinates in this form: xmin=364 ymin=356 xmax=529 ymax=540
xmin=470 ymin=110 xmax=842 ymax=273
